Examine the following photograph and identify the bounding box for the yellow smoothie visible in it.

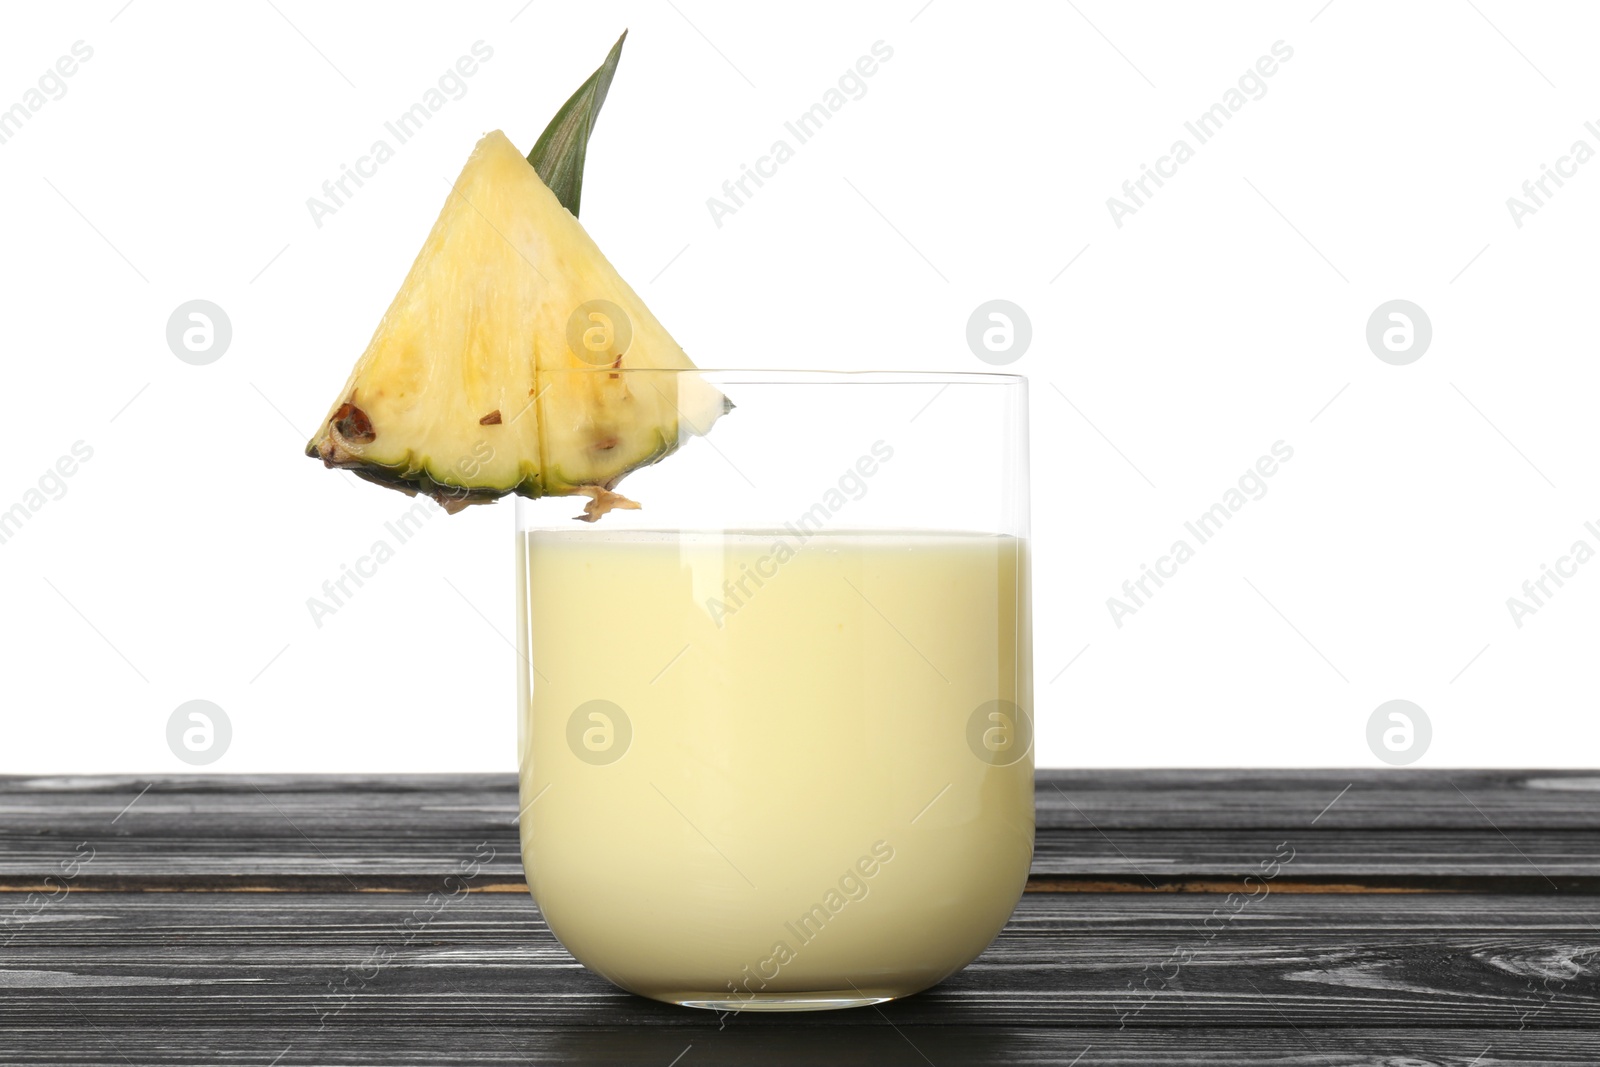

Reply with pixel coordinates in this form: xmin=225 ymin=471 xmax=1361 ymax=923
xmin=516 ymin=528 xmax=1033 ymax=1008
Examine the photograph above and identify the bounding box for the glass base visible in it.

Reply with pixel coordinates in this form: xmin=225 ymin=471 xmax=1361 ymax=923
xmin=671 ymin=991 xmax=899 ymax=1012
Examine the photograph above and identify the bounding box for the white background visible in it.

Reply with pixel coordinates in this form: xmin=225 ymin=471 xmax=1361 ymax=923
xmin=1 ymin=0 xmax=1596 ymax=772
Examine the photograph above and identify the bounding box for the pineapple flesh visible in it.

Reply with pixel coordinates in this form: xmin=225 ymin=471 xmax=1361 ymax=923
xmin=307 ymin=130 xmax=727 ymax=517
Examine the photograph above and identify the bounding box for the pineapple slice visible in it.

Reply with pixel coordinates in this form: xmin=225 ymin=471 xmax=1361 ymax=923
xmin=306 ymin=129 xmax=727 ymax=517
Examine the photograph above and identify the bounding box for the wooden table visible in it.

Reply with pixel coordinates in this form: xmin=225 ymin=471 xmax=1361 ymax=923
xmin=2 ymin=771 xmax=1597 ymax=1064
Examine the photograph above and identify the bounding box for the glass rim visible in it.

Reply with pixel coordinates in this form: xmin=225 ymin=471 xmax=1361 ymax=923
xmin=549 ymin=368 xmax=1027 ymax=385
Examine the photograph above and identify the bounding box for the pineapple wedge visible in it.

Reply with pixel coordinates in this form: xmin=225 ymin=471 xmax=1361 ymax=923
xmin=307 ymin=130 xmax=727 ymax=517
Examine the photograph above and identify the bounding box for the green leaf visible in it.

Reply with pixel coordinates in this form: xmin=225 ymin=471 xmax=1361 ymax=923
xmin=527 ymin=30 xmax=627 ymax=218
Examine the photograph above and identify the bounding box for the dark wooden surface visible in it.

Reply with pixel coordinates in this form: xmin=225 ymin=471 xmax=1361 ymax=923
xmin=2 ymin=770 xmax=1598 ymax=1065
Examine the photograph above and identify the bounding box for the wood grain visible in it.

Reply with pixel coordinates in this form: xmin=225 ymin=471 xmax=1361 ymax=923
xmin=2 ymin=892 xmax=1598 ymax=1029
xmin=2 ymin=1027 xmax=1596 ymax=1066
xmin=2 ymin=771 xmax=1597 ymax=1064
xmin=2 ymin=771 xmax=1596 ymax=889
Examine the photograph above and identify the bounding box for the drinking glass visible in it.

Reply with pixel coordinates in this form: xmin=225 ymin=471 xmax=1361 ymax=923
xmin=515 ymin=369 xmax=1032 ymax=1011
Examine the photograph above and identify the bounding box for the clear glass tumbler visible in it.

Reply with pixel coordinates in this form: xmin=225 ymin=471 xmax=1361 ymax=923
xmin=515 ymin=369 xmax=1032 ymax=1011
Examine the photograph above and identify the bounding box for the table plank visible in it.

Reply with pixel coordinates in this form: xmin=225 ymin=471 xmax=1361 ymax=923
xmin=0 ymin=1026 xmax=1595 ymax=1066
xmin=1 ymin=771 xmax=1596 ymax=889
xmin=2 ymin=892 xmax=1597 ymax=1029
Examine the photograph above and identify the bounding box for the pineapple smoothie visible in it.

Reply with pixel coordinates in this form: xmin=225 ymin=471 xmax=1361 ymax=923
xmin=299 ymin=34 xmax=1034 ymax=1012
xmin=516 ymin=528 xmax=1034 ymax=1008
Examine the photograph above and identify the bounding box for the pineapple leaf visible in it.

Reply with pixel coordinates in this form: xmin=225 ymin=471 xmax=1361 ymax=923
xmin=528 ymin=30 xmax=627 ymax=218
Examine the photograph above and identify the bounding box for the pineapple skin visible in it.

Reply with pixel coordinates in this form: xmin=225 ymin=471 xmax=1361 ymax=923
xmin=307 ymin=131 xmax=726 ymax=514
